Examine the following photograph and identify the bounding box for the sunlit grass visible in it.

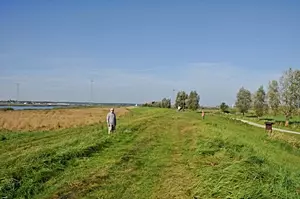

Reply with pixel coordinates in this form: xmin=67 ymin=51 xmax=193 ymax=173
xmin=1 ymin=108 xmax=300 ymax=198
xmin=0 ymin=107 xmax=129 ymax=131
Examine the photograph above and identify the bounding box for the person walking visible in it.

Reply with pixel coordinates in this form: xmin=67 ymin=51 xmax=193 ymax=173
xmin=202 ymin=110 xmax=205 ymax=120
xmin=107 ymin=108 xmax=117 ymax=134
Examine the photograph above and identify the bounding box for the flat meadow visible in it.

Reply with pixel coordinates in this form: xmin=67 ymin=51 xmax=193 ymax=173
xmin=1 ymin=107 xmax=300 ymax=199
xmin=0 ymin=107 xmax=129 ymax=131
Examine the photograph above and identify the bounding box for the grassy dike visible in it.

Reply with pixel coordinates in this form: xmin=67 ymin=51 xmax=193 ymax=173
xmin=1 ymin=108 xmax=300 ymax=198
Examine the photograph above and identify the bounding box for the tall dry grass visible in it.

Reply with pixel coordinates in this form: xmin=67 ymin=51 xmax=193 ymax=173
xmin=0 ymin=107 xmax=128 ymax=131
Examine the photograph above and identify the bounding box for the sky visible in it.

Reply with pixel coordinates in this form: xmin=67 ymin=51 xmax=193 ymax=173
xmin=1 ymin=0 xmax=300 ymax=106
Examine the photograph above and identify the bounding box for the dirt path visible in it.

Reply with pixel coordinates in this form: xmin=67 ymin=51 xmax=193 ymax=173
xmin=151 ymin=118 xmax=199 ymax=199
xmin=236 ymin=118 xmax=300 ymax=135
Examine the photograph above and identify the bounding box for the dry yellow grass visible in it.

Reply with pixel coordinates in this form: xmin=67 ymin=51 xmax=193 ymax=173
xmin=269 ymin=132 xmax=300 ymax=148
xmin=0 ymin=107 xmax=129 ymax=131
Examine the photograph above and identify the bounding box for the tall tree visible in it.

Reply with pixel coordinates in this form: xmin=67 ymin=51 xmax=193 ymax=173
xmin=294 ymin=70 xmax=300 ymax=111
xmin=235 ymin=87 xmax=252 ymax=116
xmin=253 ymin=85 xmax=267 ymax=117
xmin=175 ymin=91 xmax=188 ymax=109
xmin=187 ymin=91 xmax=200 ymax=110
xmin=267 ymin=80 xmax=280 ymax=115
xmin=161 ymin=98 xmax=171 ymax=108
xmin=279 ymin=68 xmax=300 ymax=126
xmin=220 ymin=102 xmax=229 ymax=113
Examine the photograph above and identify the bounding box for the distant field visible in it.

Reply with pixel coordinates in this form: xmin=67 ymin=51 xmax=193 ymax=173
xmin=1 ymin=108 xmax=300 ymax=198
xmin=0 ymin=107 xmax=129 ymax=131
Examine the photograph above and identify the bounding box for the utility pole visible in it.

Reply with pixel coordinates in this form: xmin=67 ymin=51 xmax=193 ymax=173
xmin=90 ymin=79 xmax=93 ymax=104
xmin=16 ymin=83 xmax=20 ymax=102
xmin=173 ymin=89 xmax=176 ymax=107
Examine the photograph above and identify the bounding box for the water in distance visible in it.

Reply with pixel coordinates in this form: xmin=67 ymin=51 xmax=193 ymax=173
xmin=0 ymin=106 xmax=57 ymax=110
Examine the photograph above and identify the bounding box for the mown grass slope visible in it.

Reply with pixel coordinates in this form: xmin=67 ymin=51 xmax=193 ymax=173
xmin=1 ymin=108 xmax=300 ymax=199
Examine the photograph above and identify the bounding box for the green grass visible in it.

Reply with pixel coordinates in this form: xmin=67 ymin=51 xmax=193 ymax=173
xmin=1 ymin=108 xmax=300 ymax=198
xmin=0 ymin=107 xmax=14 ymax=111
xmin=234 ymin=113 xmax=300 ymax=132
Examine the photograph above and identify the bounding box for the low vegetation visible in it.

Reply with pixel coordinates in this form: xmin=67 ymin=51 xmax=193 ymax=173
xmin=0 ymin=107 xmax=14 ymax=111
xmin=142 ymin=98 xmax=171 ymax=108
xmin=1 ymin=107 xmax=300 ymax=198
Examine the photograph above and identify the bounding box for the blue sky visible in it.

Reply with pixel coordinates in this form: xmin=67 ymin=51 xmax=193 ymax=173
xmin=1 ymin=0 xmax=300 ymax=105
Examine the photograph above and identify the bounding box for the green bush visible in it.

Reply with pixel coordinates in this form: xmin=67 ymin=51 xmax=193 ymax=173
xmin=0 ymin=107 xmax=14 ymax=111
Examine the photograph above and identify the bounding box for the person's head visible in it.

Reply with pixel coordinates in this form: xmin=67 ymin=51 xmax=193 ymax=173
xmin=110 ymin=108 xmax=114 ymax=113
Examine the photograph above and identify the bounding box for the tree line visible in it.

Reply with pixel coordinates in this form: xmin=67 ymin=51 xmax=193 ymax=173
xmin=229 ymin=68 xmax=300 ymax=126
xmin=142 ymin=90 xmax=200 ymax=110
xmin=142 ymin=98 xmax=172 ymax=108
